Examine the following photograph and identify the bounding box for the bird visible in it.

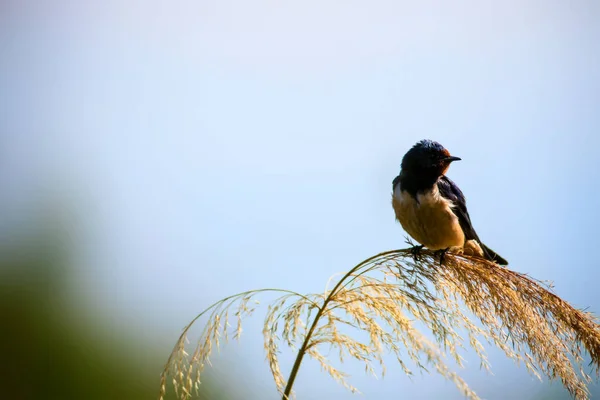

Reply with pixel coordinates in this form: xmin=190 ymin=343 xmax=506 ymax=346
xmin=391 ymin=139 xmax=508 ymax=265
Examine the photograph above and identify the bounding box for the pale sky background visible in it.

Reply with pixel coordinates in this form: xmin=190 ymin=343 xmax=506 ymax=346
xmin=1 ymin=1 xmax=599 ymax=398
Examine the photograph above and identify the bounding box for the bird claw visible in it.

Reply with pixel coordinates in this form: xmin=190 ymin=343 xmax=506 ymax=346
xmin=410 ymin=245 xmax=424 ymax=261
xmin=433 ymin=248 xmax=450 ymax=265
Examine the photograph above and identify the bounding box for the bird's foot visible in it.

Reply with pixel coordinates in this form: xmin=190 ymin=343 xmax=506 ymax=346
xmin=433 ymin=248 xmax=450 ymax=265
xmin=410 ymin=244 xmax=424 ymax=261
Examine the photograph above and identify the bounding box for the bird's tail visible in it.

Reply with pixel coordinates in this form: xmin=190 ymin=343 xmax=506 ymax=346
xmin=481 ymin=243 xmax=508 ymax=265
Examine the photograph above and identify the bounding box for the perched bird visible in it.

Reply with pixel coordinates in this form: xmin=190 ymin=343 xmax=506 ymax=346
xmin=392 ymin=140 xmax=507 ymax=265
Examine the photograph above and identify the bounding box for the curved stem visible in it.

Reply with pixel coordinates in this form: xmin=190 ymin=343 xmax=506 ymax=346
xmin=161 ymin=288 xmax=320 ymax=378
xmin=281 ymin=249 xmax=403 ymax=399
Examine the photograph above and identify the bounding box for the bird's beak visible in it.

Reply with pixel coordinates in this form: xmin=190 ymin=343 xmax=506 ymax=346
xmin=444 ymin=156 xmax=461 ymax=162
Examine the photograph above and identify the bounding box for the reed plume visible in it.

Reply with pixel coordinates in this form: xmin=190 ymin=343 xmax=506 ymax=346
xmin=159 ymin=244 xmax=600 ymax=400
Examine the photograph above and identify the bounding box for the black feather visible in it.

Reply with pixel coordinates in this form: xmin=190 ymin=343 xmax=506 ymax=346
xmin=437 ymin=176 xmax=508 ymax=265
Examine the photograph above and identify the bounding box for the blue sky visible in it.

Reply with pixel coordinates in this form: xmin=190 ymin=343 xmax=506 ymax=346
xmin=1 ymin=1 xmax=599 ymax=398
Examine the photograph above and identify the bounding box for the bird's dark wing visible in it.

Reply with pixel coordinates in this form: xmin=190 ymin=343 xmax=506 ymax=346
xmin=437 ymin=176 xmax=508 ymax=265
xmin=437 ymin=176 xmax=480 ymax=242
xmin=392 ymin=175 xmax=401 ymax=191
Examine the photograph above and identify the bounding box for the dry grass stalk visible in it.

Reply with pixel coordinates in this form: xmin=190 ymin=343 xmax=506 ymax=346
xmin=159 ymin=245 xmax=600 ymax=400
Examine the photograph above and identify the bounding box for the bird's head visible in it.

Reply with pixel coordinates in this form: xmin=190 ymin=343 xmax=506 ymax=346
xmin=401 ymin=140 xmax=461 ymax=177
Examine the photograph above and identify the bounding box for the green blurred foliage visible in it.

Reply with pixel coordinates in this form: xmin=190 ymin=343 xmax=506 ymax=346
xmin=0 ymin=219 xmax=231 ymax=400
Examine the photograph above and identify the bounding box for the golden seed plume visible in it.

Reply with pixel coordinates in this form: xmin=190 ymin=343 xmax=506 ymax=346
xmin=159 ymin=244 xmax=600 ymax=400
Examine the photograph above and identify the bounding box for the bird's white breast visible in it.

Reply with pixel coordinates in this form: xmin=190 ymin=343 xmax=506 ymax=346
xmin=392 ymin=184 xmax=465 ymax=250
